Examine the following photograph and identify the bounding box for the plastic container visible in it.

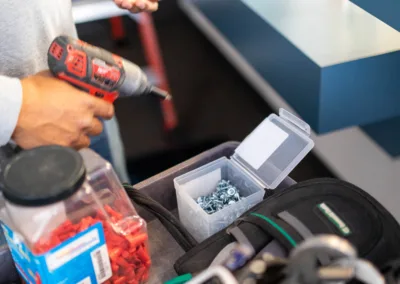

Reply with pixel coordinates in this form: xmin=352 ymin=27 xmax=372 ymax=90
xmin=174 ymin=109 xmax=314 ymax=242
xmin=0 ymin=146 xmax=150 ymax=284
xmin=175 ymin=157 xmax=265 ymax=242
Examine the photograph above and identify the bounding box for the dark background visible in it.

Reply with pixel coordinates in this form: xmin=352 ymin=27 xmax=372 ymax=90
xmin=77 ymin=0 xmax=333 ymax=182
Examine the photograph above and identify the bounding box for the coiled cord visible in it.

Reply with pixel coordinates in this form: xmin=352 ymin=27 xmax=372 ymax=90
xmin=123 ymin=184 xmax=198 ymax=252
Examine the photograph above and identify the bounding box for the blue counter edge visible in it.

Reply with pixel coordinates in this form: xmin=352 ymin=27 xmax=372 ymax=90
xmin=185 ymin=0 xmax=400 ymax=157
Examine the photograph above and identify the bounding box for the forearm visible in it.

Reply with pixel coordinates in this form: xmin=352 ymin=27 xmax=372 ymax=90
xmin=0 ymin=76 xmax=22 ymax=146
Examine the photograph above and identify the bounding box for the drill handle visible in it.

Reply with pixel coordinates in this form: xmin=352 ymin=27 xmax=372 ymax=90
xmin=48 ymin=35 xmax=124 ymax=103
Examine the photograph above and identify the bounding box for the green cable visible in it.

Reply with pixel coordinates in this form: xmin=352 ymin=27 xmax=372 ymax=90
xmin=164 ymin=273 xmax=192 ymax=284
xmin=250 ymin=212 xmax=297 ymax=247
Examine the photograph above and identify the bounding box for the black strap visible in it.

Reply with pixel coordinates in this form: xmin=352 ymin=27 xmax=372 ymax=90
xmin=277 ymin=211 xmax=314 ymax=240
xmin=239 ymin=213 xmax=303 ymax=251
xmin=123 ymin=184 xmax=198 ymax=251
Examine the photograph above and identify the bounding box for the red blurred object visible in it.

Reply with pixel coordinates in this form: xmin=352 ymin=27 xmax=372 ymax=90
xmin=110 ymin=17 xmax=126 ymax=41
xmin=108 ymin=13 xmax=178 ymax=130
xmin=32 ymin=205 xmax=151 ymax=284
xmin=138 ymin=13 xmax=178 ymax=130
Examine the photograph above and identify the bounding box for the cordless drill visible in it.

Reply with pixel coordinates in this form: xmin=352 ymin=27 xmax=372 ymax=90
xmin=47 ymin=35 xmax=170 ymax=103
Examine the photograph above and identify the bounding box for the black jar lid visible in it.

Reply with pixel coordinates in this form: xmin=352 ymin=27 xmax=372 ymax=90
xmin=2 ymin=146 xmax=86 ymax=206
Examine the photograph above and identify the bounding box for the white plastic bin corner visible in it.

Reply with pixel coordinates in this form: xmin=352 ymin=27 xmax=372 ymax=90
xmin=174 ymin=157 xmax=264 ymax=242
xmin=174 ymin=109 xmax=314 ymax=242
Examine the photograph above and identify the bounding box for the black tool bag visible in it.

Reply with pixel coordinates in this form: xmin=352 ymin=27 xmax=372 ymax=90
xmin=174 ymin=178 xmax=400 ymax=274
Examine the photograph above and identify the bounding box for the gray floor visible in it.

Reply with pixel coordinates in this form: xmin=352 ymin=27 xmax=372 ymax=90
xmin=147 ymin=217 xmax=184 ymax=283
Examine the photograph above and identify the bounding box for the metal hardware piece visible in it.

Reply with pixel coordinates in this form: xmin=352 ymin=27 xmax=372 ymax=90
xmin=196 ymin=179 xmax=244 ymax=214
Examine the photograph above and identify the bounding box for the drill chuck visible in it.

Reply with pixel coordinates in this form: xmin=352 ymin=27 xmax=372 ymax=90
xmin=116 ymin=58 xmax=171 ymax=100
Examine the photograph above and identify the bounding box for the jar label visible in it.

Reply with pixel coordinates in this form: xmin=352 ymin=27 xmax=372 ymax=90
xmin=1 ymin=222 xmax=112 ymax=284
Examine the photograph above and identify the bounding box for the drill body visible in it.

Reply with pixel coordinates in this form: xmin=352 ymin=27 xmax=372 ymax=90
xmin=48 ymin=35 xmax=163 ymax=103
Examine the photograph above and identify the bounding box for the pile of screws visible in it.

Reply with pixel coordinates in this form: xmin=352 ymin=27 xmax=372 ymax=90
xmin=196 ymin=179 xmax=244 ymax=214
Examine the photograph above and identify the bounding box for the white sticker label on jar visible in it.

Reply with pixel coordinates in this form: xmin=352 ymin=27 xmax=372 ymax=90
xmin=236 ymin=120 xmax=288 ymax=169
xmin=91 ymin=244 xmax=112 ymax=284
xmin=46 ymin=228 xmax=100 ymax=271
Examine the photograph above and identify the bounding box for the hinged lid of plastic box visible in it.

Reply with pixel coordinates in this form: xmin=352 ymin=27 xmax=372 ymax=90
xmin=232 ymin=108 xmax=314 ymax=189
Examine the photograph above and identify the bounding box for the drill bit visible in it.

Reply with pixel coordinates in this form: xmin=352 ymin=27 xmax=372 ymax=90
xmin=149 ymin=86 xmax=171 ymax=100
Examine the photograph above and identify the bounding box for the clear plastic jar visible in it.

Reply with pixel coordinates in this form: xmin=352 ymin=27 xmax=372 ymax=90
xmin=0 ymin=146 xmax=150 ymax=284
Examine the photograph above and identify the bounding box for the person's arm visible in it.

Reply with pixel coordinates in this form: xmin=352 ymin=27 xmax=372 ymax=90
xmin=3 ymin=71 xmax=114 ymax=150
xmin=0 ymin=76 xmax=23 ymax=146
xmin=114 ymin=0 xmax=159 ymax=13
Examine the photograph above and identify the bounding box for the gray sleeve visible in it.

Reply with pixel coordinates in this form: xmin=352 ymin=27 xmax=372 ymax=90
xmin=0 ymin=76 xmax=22 ymax=146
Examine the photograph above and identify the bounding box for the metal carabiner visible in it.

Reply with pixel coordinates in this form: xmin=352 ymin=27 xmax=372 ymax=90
xmin=282 ymin=235 xmax=357 ymax=284
xmin=332 ymin=258 xmax=385 ymax=284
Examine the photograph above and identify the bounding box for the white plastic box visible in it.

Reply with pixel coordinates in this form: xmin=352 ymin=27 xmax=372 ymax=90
xmin=174 ymin=109 xmax=315 ymax=242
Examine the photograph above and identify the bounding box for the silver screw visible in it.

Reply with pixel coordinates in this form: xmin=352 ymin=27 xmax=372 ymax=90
xmin=195 ymin=179 xmax=243 ymax=214
xmin=227 ymin=187 xmax=236 ymax=196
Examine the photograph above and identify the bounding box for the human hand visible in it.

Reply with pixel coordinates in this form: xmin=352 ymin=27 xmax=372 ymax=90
xmin=114 ymin=0 xmax=159 ymax=13
xmin=13 ymin=71 xmax=114 ymax=150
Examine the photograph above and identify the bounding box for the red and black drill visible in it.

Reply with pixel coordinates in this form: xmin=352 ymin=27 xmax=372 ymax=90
xmin=47 ymin=35 xmax=170 ymax=103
